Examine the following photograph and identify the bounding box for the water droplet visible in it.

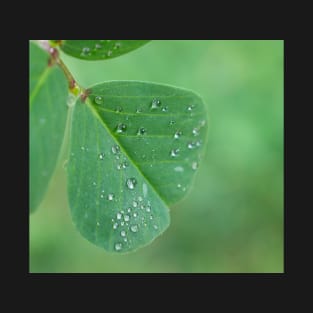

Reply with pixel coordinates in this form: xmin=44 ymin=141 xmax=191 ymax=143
xmin=116 ymin=123 xmax=127 ymax=134
xmin=133 ymin=200 xmax=138 ymax=207
xmin=115 ymin=106 xmax=123 ymax=113
xmin=112 ymin=145 xmax=120 ymax=154
xmin=117 ymin=212 xmax=122 ymax=220
xmin=187 ymin=142 xmax=197 ymax=149
xmin=192 ymin=161 xmax=198 ymax=170
xmin=136 ymin=107 xmax=143 ymax=113
xmin=67 ymin=93 xmax=77 ymax=108
xmin=130 ymin=225 xmax=138 ymax=232
xmin=92 ymin=182 xmax=97 ymax=186
xmin=177 ymin=184 xmax=182 ymax=188
xmin=107 ymin=193 xmax=114 ymax=201
xmin=126 ymin=178 xmax=137 ymax=190
xmin=174 ymin=130 xmax=182 ymax=139
xmin=169 ymin=120 xmax=175 ymax=125
xmin=100 ymin=194 xmax=104 ymax=198
xmin=161 ymin=106 xmax=168 ymax=112
xmin=95 ymin=96 xmax=103 ymax=105
xmin=113 ymin=223 xmax=118 ymax=229
xmin=174 ymin=166 xmax=184 ymax=172
xmin=114 ymin=42 xmax=121 ymax=49
xmin=124 ymin=215 xmax=130 ymax=222
xmin=153 ymin=225 xmax=158 ymax=230
xmin=81 ymin=47 xmax=90 ymax=56
xmin=143 ymin=183 xmax=148 ymax=197
xmin=146 ymin=205 xmax=151 ymax=213
xmin=170 ymin=148 xmax=180 ymax=157
xmin=121 ymin=221 xmax=125 ymax=226
xmin=138 ymin=196 xmax=143 ymax=202
xmin=115 ymin=243 xmax=122 ymax=251
xmin=196 ymin=140 xmax=202 ymax=147
xmin=187 ymin=104 xmax=195 ymax=111
xmin=200 ymin=120 xmax=206 ymax=127
xmin=98 ymin=153 xmax=105 ymax=160
xmin=121 ymin=230 xmax=126 ymax=237
xmin=107 ymin=50 xmax=113 ymax=57
xmin=192 ymin=128 xmax=200 ymax=136
xmin=137 ymin=127 xmax=146 ymax=135
xmin=96 ymin=222 xmax=100 ymax=226
xmin=127 ymin=207 xmax=131 ymax=213
xmin=81 ymin=146 xmax=85 ymax=151
xmin=151 ymin=98 xmax=161 ymax=110
xmin=95 ymin=43 xmax=102 ymax=49
xmin=133 ymin=212 xmax=138 ymax=218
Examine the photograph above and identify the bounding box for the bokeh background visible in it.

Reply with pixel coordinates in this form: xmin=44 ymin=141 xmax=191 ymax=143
xmin=30 ymin=40 xmax=284 ymax=273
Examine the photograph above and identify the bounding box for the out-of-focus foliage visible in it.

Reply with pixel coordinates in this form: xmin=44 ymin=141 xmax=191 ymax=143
xmin=30 ymin=40 xmax=283 ymax=273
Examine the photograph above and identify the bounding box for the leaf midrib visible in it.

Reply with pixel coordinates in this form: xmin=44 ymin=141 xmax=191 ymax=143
xmin=29 ymin=66 xmax=52 ymax=109
xmin=84 ymin=97 xmax=169 ymax=208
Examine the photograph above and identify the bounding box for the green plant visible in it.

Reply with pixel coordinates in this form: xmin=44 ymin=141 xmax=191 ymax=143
xmin=30 ymin=40 xmax=208 ymax=253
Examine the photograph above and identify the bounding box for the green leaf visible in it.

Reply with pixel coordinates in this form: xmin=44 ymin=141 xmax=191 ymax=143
xmin=29 ymin=42 xmax=68 ymax=213
xmin=67 ymin=81 xmax=208 ymax=253
xmin=58 ymin=40 xmax=150 ymax=61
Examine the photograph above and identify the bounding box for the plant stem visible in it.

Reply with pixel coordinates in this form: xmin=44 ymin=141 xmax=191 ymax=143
xmin=37 ymin=40 xmax=88 ymax=99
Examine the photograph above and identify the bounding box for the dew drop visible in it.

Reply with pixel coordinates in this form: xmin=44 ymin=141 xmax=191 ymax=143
xmin=121 ymin=221 xmax=125 ymax=226
xmin=115 ymin=106 xmax=123 ymax=113
xmin=192 ymin=161 xmax=198 ymax=170
xmin=187 ymin=104 xmax=195 ymax=111
xmin=116 ymin=123 xmax=127 ymax=134
xmin=169 ymin=120 xmax=176 ymax=126
xmin=174 ymin=130 xmax=182 ymax=139
xmin=192 ymin=128 xmax=200 ymax=136
xmin=146 ymin=205 xmax=151 ymax=213
xmin=137 ymin=127 xmax=146 ymax=135
xmin=123 ymin=238 xmax=128 ymax=242
xmin=187 ymin=142 xmax=197 ymax=149
xmin=121 ymin=230 xmax=126 ymax=237
xmin=126 ymin=178 xmax=137 ymax=190
xmin=151 ymin=98 xmax=161 ymax=110
xmin=200 ymin=120 xmax=206 ymax=127
xmin=133 ymin=212 xmax=138 ymax=218
xmin=161 ymin=106 xmax=168 ymax=112
xmin=130 ymin=225 xmax=138 ymax=233
xmin=136 ymin=108 xmax=143 ymax=113
xmin=112 ymin=145 xmax=120 ymax=154
xmin=138 ymin=196 xmax=143 ymax=202
xmin=67 ymin=93 xmax=76 ymax=108
xmin=114 ymin=42 xmax=121 ymax=49
xmin=115 ymin=243 xmax=122 ymax=251
xmin=124 ymin=215 xmax=130 ymax=222
xmin=81 ymin=47 xmax=90 ymax=56
xmin=107 ymin=193 xmax=114 ymax=201
xmin=174 ymin=166 xmax=184 ymax=172
xmin=95 ymin=43 xmax=102 ymax=49
xmin=100 ymin=194 xmax=104 ymax=198
xmin=92 ymin=182 xmax=97 ymax=186
xmin=177 ymin=183 xmax=182 ymax=188
xmin=153 ymin=225 xmax=158 ymax=230
xmin=96 ymin=222 xmax=100 ymax=226
xmin=94 ymin=96 xmax=103 ymax=105
xmin=107 ymin=50 xmax=113 ymax=57
xmin=143 ymin=183 xmax=148 ymax=197
xmin=133 ymin=200 xmax=138 ymax=207
xmin=81 ymin=146 xmax=85 ymax=151
xmin=117 ymin=212 xmax=122 ymax=220
xmin=113 ymin=223 xmax=118 ymax=229
xmin=127 ymin=207 xmax=132 ymax=213
xmin=196 ymin=140 xmax=202 ymax=147
xmin=98 ymin=153 xmax=105 ymax=160
xmin=170 ymin=148 xmax=180 ymax=157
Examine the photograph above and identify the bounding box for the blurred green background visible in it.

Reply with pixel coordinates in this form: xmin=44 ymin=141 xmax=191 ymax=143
xmin=30 ymin=40 xmax=283 ymax=273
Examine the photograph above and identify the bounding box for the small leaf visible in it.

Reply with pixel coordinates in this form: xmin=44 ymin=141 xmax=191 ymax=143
xmin=29 ymin=42 xmax=68 ymax=213
xmin=67 ymin=81 xmax=208 ymax=253
xmin=58 ymin=40 xmax=150 ymax=61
